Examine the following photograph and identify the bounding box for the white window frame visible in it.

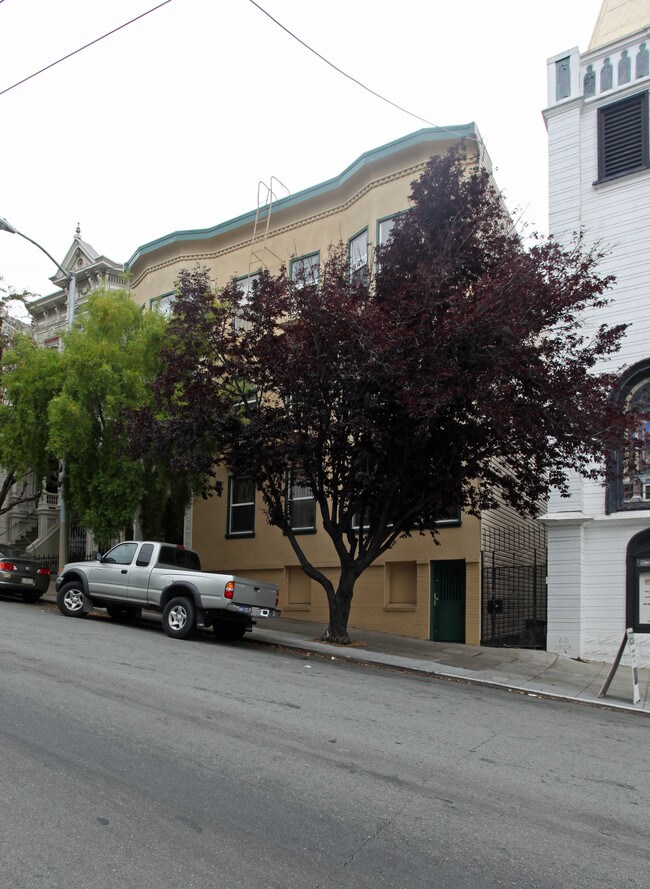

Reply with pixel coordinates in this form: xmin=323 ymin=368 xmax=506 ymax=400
xmin=290 ymin=252 xmax=320 ymax=288
xmin=234 ymin=273 xmax=260 ymax=331
xmin=228 ymin=476 xmax=255 ymax=536
xmin=349 ymin=229 xmax=368 ymax=282
xmin=288 ymin=470 xmax=316 ymax=532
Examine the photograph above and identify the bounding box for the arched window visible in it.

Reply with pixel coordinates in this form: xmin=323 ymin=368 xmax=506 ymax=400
xmin=608 ymin=359 xmax=650 ymax=512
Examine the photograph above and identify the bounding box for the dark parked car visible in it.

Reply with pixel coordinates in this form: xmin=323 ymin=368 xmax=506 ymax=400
xmin=0 ymin=545 xmax=50 ymax=602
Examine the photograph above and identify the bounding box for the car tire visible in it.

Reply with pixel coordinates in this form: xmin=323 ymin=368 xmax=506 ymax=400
xmin=162 ymin=596 xmax=196 ymax=639
xmin=213 ymin=619 xmax=247 ymax=641
xmin=22 ymin=591 xmax=43 ymax=604
xmin=106 ymin=604 xmax=141 ymax=622
xmin=57 ymin=581 xmax=90 ymax=618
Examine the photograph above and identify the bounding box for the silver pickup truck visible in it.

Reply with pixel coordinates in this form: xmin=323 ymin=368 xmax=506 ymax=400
xmin=55 ymin=541 xmax=280 ymax=640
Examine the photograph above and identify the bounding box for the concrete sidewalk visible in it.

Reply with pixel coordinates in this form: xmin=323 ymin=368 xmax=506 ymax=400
xmin=252 ymin=617 xmax=650 ymax=714
xmin=43 ymin=593 xmax=649 ymax=714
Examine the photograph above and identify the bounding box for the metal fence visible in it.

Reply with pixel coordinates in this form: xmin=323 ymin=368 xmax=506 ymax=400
xmin=481 ymin=553 xmax=547 ymax=649
xmin=32 ymin=552 xmax=95 ymax=574
xmin=480 ymin=523 xmax=547 ymax=649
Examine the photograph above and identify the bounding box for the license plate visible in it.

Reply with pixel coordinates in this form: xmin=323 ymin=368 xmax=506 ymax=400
xmin=251 ymin=606 xmax=270 ymax=618
xmin=21 ymin=577 xmax=34 ymax=585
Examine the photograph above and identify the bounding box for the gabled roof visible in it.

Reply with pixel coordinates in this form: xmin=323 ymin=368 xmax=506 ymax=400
xmin=589 ymin=0 xmax=650 ymax=51
xmin=50 ymin=225 xmax=122 ymax=289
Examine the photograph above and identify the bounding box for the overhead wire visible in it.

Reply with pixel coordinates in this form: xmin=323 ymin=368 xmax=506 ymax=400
xmin=0 ymin=0 xmax=176 ymax=97
xmin=248 ymin=0 xmax=485 ymax=155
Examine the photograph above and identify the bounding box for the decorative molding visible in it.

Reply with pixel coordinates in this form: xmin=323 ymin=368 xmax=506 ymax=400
xmin=130 ymin=163 xmax=427 ymax=289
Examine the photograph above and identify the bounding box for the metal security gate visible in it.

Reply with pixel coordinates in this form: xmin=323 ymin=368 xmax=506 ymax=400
xmin=69 ymin=520 xmax=90 ymax=562
xmin=481 ymin=526 xmax=547 ymax=650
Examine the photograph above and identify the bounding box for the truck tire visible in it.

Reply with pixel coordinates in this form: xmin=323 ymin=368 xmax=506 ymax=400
xmin=213 ymin=619 xmax=247 ymax=641
xmin=106 ymin=604 xmax=141 ymax=622
xmin=162 ymin=596 xmax=196 ymax=639
xmin=57 ymin=582 xmax=90 ymax=618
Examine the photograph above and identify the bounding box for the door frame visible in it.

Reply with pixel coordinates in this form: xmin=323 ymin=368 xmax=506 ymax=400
xmin=430 ymin=559 xmax=466 ymax=643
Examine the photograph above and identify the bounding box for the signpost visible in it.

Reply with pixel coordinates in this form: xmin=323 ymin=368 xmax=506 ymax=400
xmin=599 ymin=628 xmax=641 ymax=705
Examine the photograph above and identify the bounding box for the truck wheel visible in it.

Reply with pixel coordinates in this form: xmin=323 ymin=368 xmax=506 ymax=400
xmin=106 ymin=604 xmax=141 ymax=622
xmin=213 ymin=620 xmax=247 ymax=641
xmin=162 ymin=596 xmax=196 ymax=639
xmin=57 ymin=582 xmax=90 ymax=618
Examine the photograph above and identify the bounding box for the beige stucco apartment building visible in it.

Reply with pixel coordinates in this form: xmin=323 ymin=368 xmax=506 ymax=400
xmin=124 ymin=126 xmax=543 ymax=646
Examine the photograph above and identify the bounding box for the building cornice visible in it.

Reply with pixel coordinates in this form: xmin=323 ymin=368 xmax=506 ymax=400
xmin=125 ymin=125 xmax=478 ymax=274
xmin=129 ymin=161 xmax=430 ymax=290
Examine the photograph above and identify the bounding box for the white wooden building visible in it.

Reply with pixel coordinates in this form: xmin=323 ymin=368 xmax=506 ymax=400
xmin=543 ymin=0 xmax=650 ymax=666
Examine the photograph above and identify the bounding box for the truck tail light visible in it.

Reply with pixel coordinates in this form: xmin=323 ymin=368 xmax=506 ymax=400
xmin=276 ymin=592 xmax=279 ymax=607
xmin=0 ymin=561 xmax=16 ymax=571
xmin=37 ymin=567 xmax=50 ymax=576
xmin=224 ymin=581 xmax=235 ymax=599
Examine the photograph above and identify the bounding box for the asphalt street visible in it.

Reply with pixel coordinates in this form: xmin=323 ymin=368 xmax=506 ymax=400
xmin=1 ymin=598 xmax=648 ymax=889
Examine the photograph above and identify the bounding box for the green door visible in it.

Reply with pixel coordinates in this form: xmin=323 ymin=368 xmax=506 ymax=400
xmin=430 ymin=560 xmax=466 ymax=643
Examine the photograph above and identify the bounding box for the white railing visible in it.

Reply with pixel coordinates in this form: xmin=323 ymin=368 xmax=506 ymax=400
xmin=39 ymin=490 xmax=60 ymax=509
xmin=9 ymin=516 xmax=37 ymax=544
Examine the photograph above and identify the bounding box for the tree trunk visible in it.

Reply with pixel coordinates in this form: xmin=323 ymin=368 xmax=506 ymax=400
xmin=321 ymin=572 xmax=355 ymax=644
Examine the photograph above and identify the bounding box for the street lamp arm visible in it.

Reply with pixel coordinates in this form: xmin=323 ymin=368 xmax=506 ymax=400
xmin=0 ymin=217 xmax=71 ymax=282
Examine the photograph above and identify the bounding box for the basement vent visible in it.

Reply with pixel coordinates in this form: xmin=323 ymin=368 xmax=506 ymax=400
xmin=598 ymin=92 xmax=649 ymax=181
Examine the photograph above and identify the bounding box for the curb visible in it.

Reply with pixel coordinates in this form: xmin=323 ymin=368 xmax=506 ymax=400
xmin=40 ymin=594 xmax=648 ymax=717
xmin=247 ymin=634 xmax=650 ymax=717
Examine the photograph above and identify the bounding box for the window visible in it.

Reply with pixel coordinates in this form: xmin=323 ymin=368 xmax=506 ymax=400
xmin=157 ymin=546 xmax=201 ymax=571
xmin=288 ymin=471 xmax=316 ymax=532
xmin=622 ymin=377 xmax=650 ymax=507
xmin=290 ymin=253 xmax=319 ymax=288
xmin=103 ymin=542 xmax=138 ymax=565
xmin=597 ymin=92 xmax=649 ymax=182
xmin=352 ymin=510 xmax=388 ymax=531
xmin=555 ymin=56 xmax=571 ymax=101
xmin=349 ymin=229 xmax=368 ymax=285
xmin=234 ymin=273 xmax=259 ymax=331
xmin=609 ymin=361 xmax=650 ymax=513
xmin=376 ymin=214 xmax=402 ymax=272
xmin=151 ymin=293 xmax=175 ymax=316
xmin=377 ymin=215 xmax=399 ymax=246
xmin=136 ymin=543 xmax=154 ymax=567
xmin=434 ymin=506 xmax=462 ymax=527
xmin=228 ymin=477 xmax=255 ymax=536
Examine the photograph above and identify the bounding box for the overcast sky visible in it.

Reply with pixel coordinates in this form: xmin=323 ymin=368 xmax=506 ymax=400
xmin=0 ymin=0 xmax=602 ymax=299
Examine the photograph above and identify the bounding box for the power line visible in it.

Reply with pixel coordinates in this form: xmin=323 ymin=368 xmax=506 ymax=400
xmin=248 ymin=0 xmax=483 ymax=150
xmin=0 ymin=0 xmax=176 ymax=97
xmin=249 ymin=0 xmax=437 ymax=128
xmin=248 ymin=0 xmax=492 ymax=187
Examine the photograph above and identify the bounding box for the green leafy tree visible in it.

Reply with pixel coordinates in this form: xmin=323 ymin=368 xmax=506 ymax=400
xmin=46 ymin=289 xmax=169 ymax=547
xmin=0 ymin=334 xmax=62 ymax=516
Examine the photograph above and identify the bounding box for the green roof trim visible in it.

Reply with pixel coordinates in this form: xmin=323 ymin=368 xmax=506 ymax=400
xmin=125 ymin=125 xmax=477 ymax=270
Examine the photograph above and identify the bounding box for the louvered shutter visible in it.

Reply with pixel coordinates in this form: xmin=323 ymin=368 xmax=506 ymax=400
xmin=598 ymin=92 xmax=649 ymax=181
